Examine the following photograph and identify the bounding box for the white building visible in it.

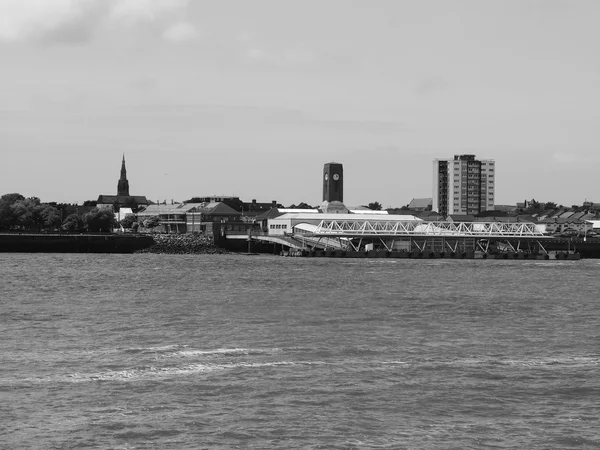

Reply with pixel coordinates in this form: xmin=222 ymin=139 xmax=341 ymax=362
xmin=433 ymin=154 xmax=495 ymax=218
xmin=267 ymin=212 xmax=421 ymax=236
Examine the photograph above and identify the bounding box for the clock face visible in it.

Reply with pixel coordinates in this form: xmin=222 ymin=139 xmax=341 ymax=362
xmin=324 ymin=173 xmax=328 ymax=181
xmin=333 ymin=173 xmax=340 ymax=181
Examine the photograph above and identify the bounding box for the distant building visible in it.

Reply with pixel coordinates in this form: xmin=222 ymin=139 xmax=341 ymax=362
xmin=494 ymin=204 xmax=518 ymax=213
xmin=433 ymin=154 xmax=495 ymax=217
xmin=184 ymin=196 xmax=280 ymax=216
xmin=323 ymin=162 xmax=343 ymax=203
xmin=320 ymin=162 xmax=348 ymax=214
xmin=266 ymin=211 xmax=420 ymax=235
xmin=137 ymin=202 xmax=242 ymax=234
xmin=243 ymin=199 xmax=280 ymax=215
xmin=447 ymin=214 xmax=476 ymax=223
xmin=117 ymin=154 xmax=129 ymax=196
xmin=97 ymin=155 xmax=148 ymax=210
xmin=348 ymin=208 xmax=388 ymax=215
xmin=407 ymin=198 xmax=433 ymax=212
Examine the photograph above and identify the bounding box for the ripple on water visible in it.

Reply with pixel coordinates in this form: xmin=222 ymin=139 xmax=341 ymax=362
xmin=2 ymin=254 xmax=600 ymax=449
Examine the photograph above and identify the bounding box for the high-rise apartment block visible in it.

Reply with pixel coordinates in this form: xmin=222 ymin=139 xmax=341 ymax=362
xmin=432 ymin=154 xmax=495 ymax=217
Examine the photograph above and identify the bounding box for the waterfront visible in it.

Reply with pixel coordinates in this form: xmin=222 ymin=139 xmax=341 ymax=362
xmin=2 ymin=254 xmax=599 ymax=449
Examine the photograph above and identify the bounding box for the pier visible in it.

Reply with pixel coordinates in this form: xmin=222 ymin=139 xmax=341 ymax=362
xmin=225 ymin=219 xmax=581 ymax=260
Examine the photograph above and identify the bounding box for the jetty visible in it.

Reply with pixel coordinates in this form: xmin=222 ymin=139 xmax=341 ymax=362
xmin=225 ymin=217 xmax=581 ymax=260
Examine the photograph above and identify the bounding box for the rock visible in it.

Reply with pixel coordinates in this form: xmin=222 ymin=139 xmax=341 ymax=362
xmin=134 ymin=233 xmax=229 ymax=255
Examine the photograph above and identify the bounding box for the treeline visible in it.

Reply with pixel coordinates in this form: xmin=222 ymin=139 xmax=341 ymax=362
xmin=0 ymin=193 xmax=116 ymax=233
xmin=515 ymin=199 xmax=600 ymax=216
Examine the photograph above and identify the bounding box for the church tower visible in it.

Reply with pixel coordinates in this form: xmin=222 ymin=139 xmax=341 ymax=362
xmin=117 ymin=155 xmax=130 ymax=196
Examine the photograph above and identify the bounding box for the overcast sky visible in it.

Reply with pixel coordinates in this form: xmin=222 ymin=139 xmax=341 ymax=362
xmin=1 ymin=0 xmax=599 ymax=208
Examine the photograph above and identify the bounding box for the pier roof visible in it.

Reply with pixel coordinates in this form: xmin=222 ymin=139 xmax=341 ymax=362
xmin=274 ymin=212 xmax=421 ymax=222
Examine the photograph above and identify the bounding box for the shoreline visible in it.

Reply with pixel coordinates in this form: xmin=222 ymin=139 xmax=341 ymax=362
xmin=1 ymin=232 xmax=599 ymax=258
xmin=134 ymin=233 xmax=230 ymax=255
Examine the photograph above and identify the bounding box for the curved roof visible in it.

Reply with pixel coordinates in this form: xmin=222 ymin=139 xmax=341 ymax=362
xmin=293 ymin=222 xmax=319 ymax=233
xmin=273 ymin=212 xmax=422 ymax=221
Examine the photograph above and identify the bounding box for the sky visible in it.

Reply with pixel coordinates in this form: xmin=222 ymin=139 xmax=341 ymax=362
xmin=1 ymin=0 xmax=599 ymax=208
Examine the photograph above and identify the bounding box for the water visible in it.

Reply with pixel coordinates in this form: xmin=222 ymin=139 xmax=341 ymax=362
xmin=1 ymin=254 xmax=599 ymax=449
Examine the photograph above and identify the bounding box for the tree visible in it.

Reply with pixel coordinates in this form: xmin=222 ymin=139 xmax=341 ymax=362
xmin=40 ymin=205 xmax=62 ymax=230
xmin=367 ymin=201 xmax=382 ymax=211
xmin=83 ymin=207 xmax=116 ymax=232
xmin=10 ymin=197 xmax=45 ymax=231
xmin=0 ymin=193 xmax=25 ymax=229
xmin=120 ymin=213 xmax=136 ymax=229
xmin=0 ymin=193 xmax=25 ymax=204
xmin=522 ymin=199 xmax=544 ymax=215
xmin=544 ymin=201 xmax=557 ymax=210
xmin=62 ymin=214 xmax=83 ymax=232
xmin=143 ymin=215 xmax=160 ymax=230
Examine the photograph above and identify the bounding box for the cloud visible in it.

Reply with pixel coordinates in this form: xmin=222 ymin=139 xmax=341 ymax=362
xmin=0 ymin=0 xmax=98 ymax=42
xmin=415 ymin=77 xmax=447 ymax=96
xmin=550 ymin=151 xmax=600 ymax=164
xmin=162 ymin=21 xmax=198 ymax=43
xmin=0 ymin=0 xmax=191 ymax=43
xmin=110 ymin=0 xmax=189 ymax=24
xmin=245 ymin=45 xmax=315 ymax=66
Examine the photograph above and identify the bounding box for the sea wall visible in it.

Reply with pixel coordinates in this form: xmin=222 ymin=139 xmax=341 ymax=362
xmin=544 ymin=237 xmax=600 ymax=258
xmin=135 ymin=233 xmax=229 ymax=254
xmin=0 ymin=233 xmax=154 ymax=253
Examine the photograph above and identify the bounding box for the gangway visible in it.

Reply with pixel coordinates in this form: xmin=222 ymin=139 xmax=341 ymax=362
xmin=310 ymin=220 xmax=546 ymax=238
xmin=225 ymin=220 xmax=560 ymax=257
xmin=224 ymin=229 xmax=349 ymax=251
xmin=301 ymin=220 xmax=552 ymax=255
xmin=226 ymin=232 xmax=305 ymax=249
xmin=292 ymin=234 xmax=349 ymax=251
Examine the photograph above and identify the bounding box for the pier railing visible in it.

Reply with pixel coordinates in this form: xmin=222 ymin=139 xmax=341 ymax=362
xmin=309 ymin=220 xmax=548 ymax=238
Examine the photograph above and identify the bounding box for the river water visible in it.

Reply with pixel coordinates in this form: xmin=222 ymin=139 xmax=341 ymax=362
xmin=1 ymin=254 xmax=599 ymax=449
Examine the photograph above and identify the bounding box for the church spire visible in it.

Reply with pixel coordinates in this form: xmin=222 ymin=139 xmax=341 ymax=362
xmin=117 ymin=154 xmax=130 ymax=196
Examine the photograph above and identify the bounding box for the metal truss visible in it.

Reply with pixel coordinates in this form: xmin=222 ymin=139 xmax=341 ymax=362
xmin=293 ymin=235 xmax=349 ymax=251
xmin=309 ymin=220 xmax=547 ymax=238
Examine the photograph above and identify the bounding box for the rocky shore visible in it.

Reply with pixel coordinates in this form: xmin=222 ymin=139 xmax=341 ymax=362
xmin=135 ymin=233 xmax=230 ymax=254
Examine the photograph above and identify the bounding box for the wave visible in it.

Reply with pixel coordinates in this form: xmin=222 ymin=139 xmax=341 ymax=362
xmin=60 ymin=360 xmax=324 ymax=383
xmin=169 ymin=347 xmax=280 ymax=358
xmin=499 ymin=356 xmax=600 ymax=367
xmin=121 ymin=344 xmax=186 ymax=354
xmin=438 ymin=355 xmax=600 ymax=368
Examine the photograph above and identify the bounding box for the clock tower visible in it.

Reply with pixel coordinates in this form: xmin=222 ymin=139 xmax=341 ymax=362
xmin=323 ymin=162 xmax=343 ymax=202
